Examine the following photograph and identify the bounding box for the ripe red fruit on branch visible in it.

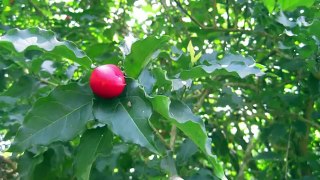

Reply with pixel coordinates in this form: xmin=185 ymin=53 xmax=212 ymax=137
xmin=89 ymin=64 xmax=126 ymax=98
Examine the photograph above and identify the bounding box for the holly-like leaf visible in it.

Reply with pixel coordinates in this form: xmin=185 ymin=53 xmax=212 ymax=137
xmin=124 ymin=36 xmax=169 ymax=78
xmin=148 ymin=96 xmax=226 ymax=179
xmin=0 ymin=28 xmax=92 ymax=69
xmin=180 ymin=53 xmax=264 ymax=79
xmin=10 ymin=83 xmax=94 ymax=152
xmin=74 ymin=126 xmax=113 ymax=180
xmin=93 ymin=79 xmax=158 ymax=153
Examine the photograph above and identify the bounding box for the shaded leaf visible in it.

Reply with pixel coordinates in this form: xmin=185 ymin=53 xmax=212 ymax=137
xmin=176 ymin=138 xmax=198 ymax=164
xmin=74 ymin=126 xmax=113 ymax=180
xmin=160 ymin=151 xmax=178 ymax=176
xmin=253 ymin=152 xmax=282 ymax=161
xmin=2 ymin=75 xmax=40 ymax=98
xmin=138 ymin=69 xmax=156 ymax=94
xmin=18 ymin=152 xmax=44 ymax=180
xmin=93 ymin=79 xmax=157 ymax=153
xmin=148 ymin=96 xmax=226 ymax=179
xmin=10 ymin=83 xmax=94 ymax=152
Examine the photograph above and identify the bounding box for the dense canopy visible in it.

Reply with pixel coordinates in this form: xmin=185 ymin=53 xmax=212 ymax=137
xmin=0 ymin=0 xmax=319 ymax=179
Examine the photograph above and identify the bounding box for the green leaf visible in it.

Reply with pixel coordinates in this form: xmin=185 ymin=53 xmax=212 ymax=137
xmin=309 ymin=20 xmax=320 ymax=39
xmin=10 ymin=83 xmax=94 ymax=152
xmin=160 ymin=151 xmax=178 ymax=176
xmin=124 ymin=36 xmax=169 ymax=78
xmin=138 ymin=69 xmax=156 ymax=94
xmin=187 ymin=41 xmax=201 ymax=64
xmin=93 ymin=79 xmax=158 ymax=153
xmin=278 ymin=0 xmax=315 ymax=11
xmin=148 ymin=96 xmax=226 ymax=179
xmin=263 ymin=0 xmax=276 ymax=12
xmin=187 ymin=41 xmax=195 ymax=60
xmin=180 ymin=53 xmax=264 ymax=79
xmin=18 ymin=152 xmax=44 ymax=180
xmin=176 ymin=139 xmax=198 ymax=164
xmin=0 ymin=28 xmax=92 ymax=69
xmin=253 ymin=152 xmax=282 ymax=161
xmin=152 ymin=68 xmax=192 ymax=92
xmin=2 ymin=75 xmax=40 ymax=98
xmin=74 ymin=126 xmax=113 ymax=180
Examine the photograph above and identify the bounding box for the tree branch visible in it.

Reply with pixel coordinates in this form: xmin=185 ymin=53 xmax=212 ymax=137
xmin=211 ymin=0 xmax=217 ymax=28
xmin=193 ymin=89 xmax=209 ymax=112
xmin=150 ymin=122 xmax=171 ymax=150
xmin=236 ymin=137 xmax=255 ymax=180
xmin=169 ymin=125 xmax=177 ymax=151
xmin=39 ymin=78 xmax=58 ymax=86
xmin=284 ymin=125 xmax=292 ymax=180
xmin=224 ymin=82 xmax=259 ymax=91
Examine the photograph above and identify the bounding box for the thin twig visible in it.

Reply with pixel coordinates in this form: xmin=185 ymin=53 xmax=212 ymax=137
xmin=236 ymin=137 xmax=255 ymax=180
xmin=211 ymin=0 xmax=217 ymax=28
xmin=297 ymin=116 xmax=320 ymax=130
xmin=173 ymin=0 xmax=253 ymax=33
xmin=194 ymin=89 xmax=209 ymax=112
xmin=284 ymin=125 xmax=292 ymax=180
xmin=224 ymin=82 xmax=259 ymax=91
xmin=169 ymin=125 xmax=177 ymax=151
xmin=149 ymin=122 xmax=171 ymax=150
xmin=226 ymin=0 xmax=231 ymax=28
xmin=39 ymin=79 xmax=58 ymax=86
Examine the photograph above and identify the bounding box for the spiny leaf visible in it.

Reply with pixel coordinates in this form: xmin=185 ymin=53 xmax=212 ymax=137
xmin=0 ymin=28 xmax=92 ymax=69
xmin=10 ymin=83 xmax=94 ymax=152
xmin=180 ymin=53 xmax=264 ymax=79
xmin=93 ymin=79 xmax=158 ymax=153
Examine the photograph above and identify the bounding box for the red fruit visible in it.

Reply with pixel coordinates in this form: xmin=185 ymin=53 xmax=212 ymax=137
xmin=89 ymin=64 xmax=126 ymax=98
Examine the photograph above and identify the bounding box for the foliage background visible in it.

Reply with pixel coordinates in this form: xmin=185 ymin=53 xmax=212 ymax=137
xmin=0 ymin=0 xmax=320 ymax=179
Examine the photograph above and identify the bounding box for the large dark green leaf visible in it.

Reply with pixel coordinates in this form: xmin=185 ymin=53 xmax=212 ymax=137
xmin=148 ymin=95 xmax=226 ymax=179
xmin=74 ymin=126 xmax=113 ymax=180
xmin=0 ymin=28 xmax=92 ymax=69
xmin=93 ymin=79 xmax=157 ymax=153
xmin=10 ymin=83 xmax=93 ymax=152
xmin=180 ymin=53 xmax=264 ymax=79
xmin=124 ymin=36 xmax=169 ymax=78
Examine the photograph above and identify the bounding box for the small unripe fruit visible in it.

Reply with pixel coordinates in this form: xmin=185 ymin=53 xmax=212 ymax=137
xmin=89 ymin=64 xmax=126 ymax=98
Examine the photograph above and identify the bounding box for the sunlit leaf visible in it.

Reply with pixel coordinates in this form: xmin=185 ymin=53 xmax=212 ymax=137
xmin=0 ymin=28 xmax=92 ymax=69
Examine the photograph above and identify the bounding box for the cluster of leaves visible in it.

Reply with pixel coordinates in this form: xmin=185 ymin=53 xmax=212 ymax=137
xmin=0 ymin=0 xmax=320 ymax=179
